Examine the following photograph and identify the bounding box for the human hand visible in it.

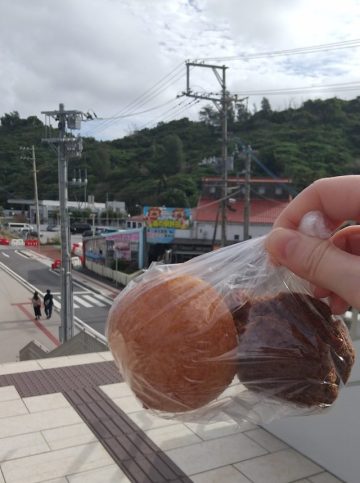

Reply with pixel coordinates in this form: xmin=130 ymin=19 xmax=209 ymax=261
xmin=265 ymin=176 xmax=360 ymax=313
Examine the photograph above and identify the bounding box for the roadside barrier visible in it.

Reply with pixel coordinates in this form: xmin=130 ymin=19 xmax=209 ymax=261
xmin=24 ymin=239 xmax=39 ymax=247
xmin=0 ymin=238 xmax=39 ymax=246
xmin=10 ymin=239 xmax=25 ymax=246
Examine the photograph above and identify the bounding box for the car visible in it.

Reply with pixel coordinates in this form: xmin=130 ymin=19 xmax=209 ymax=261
xmin=82 ymin=228 xmax=102 ymax=238
xmin=70 ymin=222 xmax=91 ymax=234
xmin=47 ymin=224 xmax=60 ymax=232
xmin=19 ymin=228 xmax=39 ymax=238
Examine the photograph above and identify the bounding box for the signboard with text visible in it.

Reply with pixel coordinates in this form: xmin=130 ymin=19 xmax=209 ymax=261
xmin=143 ymin=206 xmax=191 ymax=229
xmin=146 ymin=228 xmax=175 ymax=244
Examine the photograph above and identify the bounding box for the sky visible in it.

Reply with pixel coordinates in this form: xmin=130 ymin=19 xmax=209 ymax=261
xmin=1 ymin=0 xmax=360 ymax=140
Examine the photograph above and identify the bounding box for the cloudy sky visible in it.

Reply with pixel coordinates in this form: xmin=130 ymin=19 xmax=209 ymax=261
xmin=1 ymin=0 xmax=360 ymax=140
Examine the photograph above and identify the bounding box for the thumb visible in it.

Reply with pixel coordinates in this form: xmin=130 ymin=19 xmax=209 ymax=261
xmin=265 ymin=227 xmax=360 ymax=310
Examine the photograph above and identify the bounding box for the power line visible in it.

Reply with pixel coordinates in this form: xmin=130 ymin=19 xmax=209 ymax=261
xmin=195 ymin=38 xmax=360 ymax=63
xmin=84 ymin=62 xmax=185 ymax=137
xmin=236 ymin=81 xmax=360 ymax=97
xmin=51 ymin=39 xmax=360 ymax=139
xmin=138 ymin=98 xmax=195 ymax=130
xmin=82 ymin=98 xmax=178 ymax=138
xmin=158 ymin=99 xmax=200 ymax=125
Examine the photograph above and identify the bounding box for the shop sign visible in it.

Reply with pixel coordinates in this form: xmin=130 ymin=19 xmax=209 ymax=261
xmin=146 ymin=228 xmax=175 ymax=244
xmin=143 ymin=206 xmax=191 ymax=229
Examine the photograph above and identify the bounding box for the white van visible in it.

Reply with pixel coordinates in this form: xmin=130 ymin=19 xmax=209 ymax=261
xmin=6 ymin=222 xmax=34 ymax=233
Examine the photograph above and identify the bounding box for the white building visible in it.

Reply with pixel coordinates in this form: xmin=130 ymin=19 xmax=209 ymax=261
xmin=7 ymin=198 xmax=107 ymax=224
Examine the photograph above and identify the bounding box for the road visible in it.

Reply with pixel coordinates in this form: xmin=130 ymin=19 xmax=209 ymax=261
xmin=0 ymin=246 xmax=114 ymax=336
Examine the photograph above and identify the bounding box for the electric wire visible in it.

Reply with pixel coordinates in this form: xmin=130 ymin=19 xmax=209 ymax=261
xmin=83 ymin=62 xmax=186 ymax=137
xmin=236 ymin=81 xmax=360 ymax=97
xmin=195 ymin=38 xmax=360 ymax=63
xmin=138 ymin=98 xmax=197 ymax=130
xmin=159 ymin=99 xmax=200 ymax=125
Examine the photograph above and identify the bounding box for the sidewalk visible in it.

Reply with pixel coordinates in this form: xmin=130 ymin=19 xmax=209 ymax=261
xmin=0 ymin=353 xmax=343 ymax=483
xmin=0 ymin=268 xmax=61 ymax=363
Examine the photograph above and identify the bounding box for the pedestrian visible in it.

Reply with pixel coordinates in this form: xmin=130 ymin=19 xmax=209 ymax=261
xmin=265 ymin=175 xmax=360 ymax=314
xmin=43 ymin=289 xmax=54 ymax=319
xmin=31 ymin=291 xmax=42 ymax=320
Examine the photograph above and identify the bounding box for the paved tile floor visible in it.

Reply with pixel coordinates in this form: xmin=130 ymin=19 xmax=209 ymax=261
xmin=0 ymin=352 xmax=344 ymax=483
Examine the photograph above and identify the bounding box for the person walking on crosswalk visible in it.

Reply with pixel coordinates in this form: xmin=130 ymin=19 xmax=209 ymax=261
xmin=44 ymin=289 xmax=54 ymax=319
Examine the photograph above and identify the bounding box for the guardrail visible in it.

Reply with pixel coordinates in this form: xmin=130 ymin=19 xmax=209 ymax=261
xmin=73 ymin=316 xmax=108 ymax=346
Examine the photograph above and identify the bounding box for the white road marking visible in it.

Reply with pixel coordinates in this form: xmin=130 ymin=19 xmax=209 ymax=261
xmin=82 ymin=294 xmax=105 ymax=307
xmin=1 ymin=252 xmax=9 ymax=258
xmin=53 ymin=298 xmax=79 ymax=309
xmin=14 ymin=250 xmax=29 ymax=259
xmin=91 ymin=293 xmax=113 ymax=305
xmin=73 ymin=295 xmax=92 ymax=308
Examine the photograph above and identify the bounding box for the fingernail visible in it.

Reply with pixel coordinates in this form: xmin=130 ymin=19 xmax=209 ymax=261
xmin=266 ymin=228 xmax=300 ymax=261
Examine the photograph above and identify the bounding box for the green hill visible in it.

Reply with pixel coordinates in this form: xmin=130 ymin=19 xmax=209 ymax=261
xmin=1 ymin=96 xmax=360 ymax=213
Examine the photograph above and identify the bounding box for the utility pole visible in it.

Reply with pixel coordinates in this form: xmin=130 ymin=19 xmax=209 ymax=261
xmin=19 ymin=145 xmax=41 ymax=249
xmin=182 ymin=62 xmax=237 ymax=247
xmin=42 ymin=103 xmax=83 ymax=343
xmin=106 ymin=192 xmax=109 ymax=226
xmin=243 ymin=145 xmax=252 ymax=241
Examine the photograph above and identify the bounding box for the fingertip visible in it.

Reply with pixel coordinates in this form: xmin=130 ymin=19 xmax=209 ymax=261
xmin=265 ymin=227 xmax=300 ymax=263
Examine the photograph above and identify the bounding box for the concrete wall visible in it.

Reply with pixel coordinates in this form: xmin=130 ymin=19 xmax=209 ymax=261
xmin=264 ymin=339 xmax=360 ymax=483
xmin=194 ymin=221 xmax=271 ymax=241
xmin=85 ymin=259 xmax=143 ymax=286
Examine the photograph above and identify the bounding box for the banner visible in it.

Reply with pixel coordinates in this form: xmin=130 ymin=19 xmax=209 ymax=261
xmin=146 ymin=228 xmax=175 ymax=244
xmin=84 ymin=228 xmax=144 ymax=269
xmin=143 ymin=206 xmax=191 ymax=229
xmin=106 ymin=231 xmax=140 ymax=261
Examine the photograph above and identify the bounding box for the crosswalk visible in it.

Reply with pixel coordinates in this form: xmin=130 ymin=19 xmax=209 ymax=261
xmin=51 ymin=291 xmax=113 ymax=310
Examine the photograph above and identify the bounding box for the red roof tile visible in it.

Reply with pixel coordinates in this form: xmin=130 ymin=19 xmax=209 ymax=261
xmin=193 ymin=198 xmax=289 ymax=224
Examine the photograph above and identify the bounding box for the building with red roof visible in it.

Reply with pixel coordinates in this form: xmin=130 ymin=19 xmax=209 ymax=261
xmin=192 ymin=176 xmax=293 ymax=243
xmin=123 ymin=177 xmax=294 ymax=264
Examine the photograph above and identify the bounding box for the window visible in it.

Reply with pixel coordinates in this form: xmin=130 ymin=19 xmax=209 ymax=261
xmin=234 ymin=234 xmax=240 ymax=241
xmin=275 ymin=186 xmax=283 ymax=195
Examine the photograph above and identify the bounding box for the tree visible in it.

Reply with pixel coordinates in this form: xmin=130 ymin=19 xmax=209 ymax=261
xmin=260 ymin=97 xmax=272 ymax=114
xmin=1 ymin=111 xmax=22 ymax=128
xmin=236 ymin=102 xmax=250 ymax=123
xmin=162 ymin=134 xmax=186 ymax=174
xmin=158 ymin=188 xmax=189 ymax=207
xmin=199 ymin=104 xmax=219 ymax=126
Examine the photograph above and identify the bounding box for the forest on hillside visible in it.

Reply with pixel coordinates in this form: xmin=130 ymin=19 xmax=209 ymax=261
xmin=1 ymin=96 xmax=360 ymax=214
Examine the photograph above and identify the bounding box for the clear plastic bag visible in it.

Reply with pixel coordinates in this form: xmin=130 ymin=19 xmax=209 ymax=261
xmin=106 ymin=212 xmax=355 ymax=424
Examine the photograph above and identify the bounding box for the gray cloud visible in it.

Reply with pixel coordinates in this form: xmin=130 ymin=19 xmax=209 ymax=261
xmin=0 ymin=0 xmax=360 ymax=139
